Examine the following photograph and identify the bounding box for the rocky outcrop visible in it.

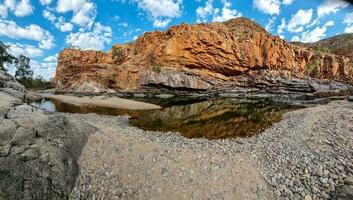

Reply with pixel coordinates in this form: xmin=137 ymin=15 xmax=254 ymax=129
xmin=294 ymin=33 xmax=353 ymax=66
xmin=53 ymin=18 xmax=353 ymax=94
xmin=0 ymin=71 xmax=96 ymax=199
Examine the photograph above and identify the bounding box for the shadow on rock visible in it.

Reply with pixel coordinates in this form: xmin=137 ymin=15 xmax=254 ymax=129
xmin=0 ymin=104 xmax=97 ymax=200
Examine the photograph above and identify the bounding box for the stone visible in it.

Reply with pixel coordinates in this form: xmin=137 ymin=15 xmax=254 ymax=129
xmin=0 ymin=119 xmax=17 ymax=145
xmin=10 ymin=127 xmax=36 ymax=145
xmin=320 ymin=177 xmax=329 ymax=184
xmin=332 ymin=184 xmax=353 ymax=200
xmin=304 ymin=194 xmax=312 ymax=200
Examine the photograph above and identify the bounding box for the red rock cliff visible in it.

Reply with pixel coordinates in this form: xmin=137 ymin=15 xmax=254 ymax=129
xmin=53 ymin=18 xmax=353 ymax=92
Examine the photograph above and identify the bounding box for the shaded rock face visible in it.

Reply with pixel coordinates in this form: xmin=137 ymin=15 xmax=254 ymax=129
xmin=0 ymin=71 xmax=96 ymax=199
xmin=53 ymin=18 xmax=353 ymax=93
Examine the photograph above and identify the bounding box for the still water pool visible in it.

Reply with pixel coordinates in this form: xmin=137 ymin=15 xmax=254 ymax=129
xmin=31 ymin=97 xmax=295 ymax=139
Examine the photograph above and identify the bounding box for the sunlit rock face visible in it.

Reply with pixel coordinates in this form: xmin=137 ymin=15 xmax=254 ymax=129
xmin=53 ymin=17 xmax=353 ymax=93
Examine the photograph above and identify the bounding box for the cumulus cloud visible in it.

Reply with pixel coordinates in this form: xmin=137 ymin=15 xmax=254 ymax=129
xmin=121 ymin=0 xmax=183 ymax=28
xmin=299 ymin=20 xmax=335 ymax=43
xmin=0 ymin=19 xmax=54 ymax=49
xmin=153 ymin=19 xmax=171 ymax=28
xmin=196 ymin=0 xmax=241 ymax=23
xmin=287 ymin=9 xmax=313 ymax=33
xmin=265 ymin=16 xmax=276 ymax=31
xmin=44 ymin=54 xmax=58 ymax=62
xmin=39 ymin=0 xmax=53 ymax=6
xmin=0 ymin=5 xmax=7 ymax=18
xmin=56 ymin=0 xmax=96 ymax=27
xmin=277 ymin=18 xmax=286 ymax=34
xmin=43 ymin=10 xmax=73 ymax=32
xmin=212 ymin=0 xmax=241 ymax=22
xmin=291 ymin=35 xmax=300 ymax=42
xmin=0 ymin=0 xmax=34 ymax=18
xmin=196 ymin=0 xmax=214 ymax=22
xmin=282 ymin=0 xmax=294 ymax=5
xmin=253 ymin=0 xmax=296 ymax=15
xmin=343 ymin=12 xmax=353 ymax=33
xmin=7 ymin=43 xmax=43 ymax=58
xmin=317 ymin=0 xmax=349 ymax=17
xmin=30 ymin=59 xmax=57 ymax=80
xmin=65 ymin=22 xmax=112 ymax=50
xmin=253 ymin=0 xmax=281 ymax=15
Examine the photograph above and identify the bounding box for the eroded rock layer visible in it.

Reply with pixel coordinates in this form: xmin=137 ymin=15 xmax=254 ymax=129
xmin=53 ymin=18 xmax=353 ymax=93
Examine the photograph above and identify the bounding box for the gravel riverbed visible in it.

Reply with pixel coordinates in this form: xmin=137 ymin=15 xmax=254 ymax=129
xmin=69 ymin=100 xmax=353 ymax=200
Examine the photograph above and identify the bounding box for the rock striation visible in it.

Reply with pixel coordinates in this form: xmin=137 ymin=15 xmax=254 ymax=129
xmin=53 ymin=18 xmax=353 ymax=95
xmin=0 ymin=70 xmax=96 ymax=199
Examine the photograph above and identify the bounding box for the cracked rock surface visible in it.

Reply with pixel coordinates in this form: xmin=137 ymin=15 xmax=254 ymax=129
xmin=0 ymin=71 xmax=96 ymax=200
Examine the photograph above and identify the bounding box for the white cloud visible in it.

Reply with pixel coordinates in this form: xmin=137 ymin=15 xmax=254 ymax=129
xmin=57 ymin=0 xmax=86 ymax=12
xmin=44 ymin=54 xmax=58 ymax=62
xmin=253 ymin=0 xmax=297 ymax=15
xmin=253 ymin=0 xmax=280 ymax=15
xmin=30 ymin=59 xmax=57 ymax=80
xmin=39 ymin=0 xmax=52 ymax=6
xmin=14 ymin=0 xmax=33 ymax=16
xmin=65 ymin=22 xmax=112 ymax=50
xmin=299 ymin=20 xmax=334 ymax=43
xmin=153 ymin=18 xmax=171 ymax=28
xmin=0 ymin=0 xmax=34 ymax=18
xmin=282 ymin=0 xmax=294 ymax=5
xmin=212 ymin=0 xmax=241 ymax=22
xmin=71 ymin=1 xmax=96 ymax=27
xmin=43 ymin=9 xmax=73 ymax=32
xmin=343 ymin=12 xmax=353 ymax=25
xmin=317 ymin=0 xmax=349 ymax=17
xmin=265 ymin=16 xmax=276 ymax=31
xmin=196 ymin=0 xmax=213 ymax=22
xmin=345 ymin=26 xmax=353 ymax=33
xmin=291 ymin=35 xmax=300 ymax=42
xmin=0 ymin=19 xmax=54 ymax=49
xmin=277 ymin=18 xmax=286 ymax=34
xmin=196 ymin=0 xmax=241 ymax=23
xmin=56 ymin=0 xmax=96 ymax=27
xmin=287 ymin=9 xmax=313 ymax=33
xmin=134 ymin=0 xmax=182 ymax=19
xmin=7 ymin=43 xmax=43 ymax=58
xmin=0 ymin=4 xmax=8 ymax=18
xmin=124 ymin=0 xmax=183 ymax=28
xmin=343 ymin=12 xmax=353 ymax=33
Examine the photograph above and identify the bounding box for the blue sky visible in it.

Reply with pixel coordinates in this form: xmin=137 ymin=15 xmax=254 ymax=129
xmin=0 ymin=0 xmax=353 ymax=79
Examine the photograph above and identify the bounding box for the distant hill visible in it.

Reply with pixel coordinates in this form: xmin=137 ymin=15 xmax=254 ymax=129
xmin=293 ymin=33 xmax=353 ymax=64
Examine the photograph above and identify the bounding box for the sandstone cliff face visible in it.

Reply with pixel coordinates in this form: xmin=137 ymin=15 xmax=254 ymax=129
xmin=53 ymin=18 xmax=353 ymax=93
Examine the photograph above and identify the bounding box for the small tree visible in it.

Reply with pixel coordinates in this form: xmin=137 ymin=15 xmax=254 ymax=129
xmin=14 ymin=55 xmax=33 ymax=79
xmin=0 ymin=42 xmax=16 ymax=72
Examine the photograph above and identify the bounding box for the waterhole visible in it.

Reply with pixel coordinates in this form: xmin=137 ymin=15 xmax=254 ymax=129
xmin=31 ymin=97 xmax=295 ymax=139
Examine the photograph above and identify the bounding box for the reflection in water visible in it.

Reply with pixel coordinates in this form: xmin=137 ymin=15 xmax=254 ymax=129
xmin=31 ymin=98 xmax=294 ymax=139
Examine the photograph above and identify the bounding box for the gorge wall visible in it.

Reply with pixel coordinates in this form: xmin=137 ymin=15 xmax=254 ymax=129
xmin=53 ymin=18 xmax=353 ymax=94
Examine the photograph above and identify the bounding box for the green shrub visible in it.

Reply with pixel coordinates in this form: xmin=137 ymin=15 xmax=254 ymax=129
xmin=316 ymin=47 xmax=331 ymax=54
xmin=17 ymin=76 xmax=52 ymax=90
xmin=111 ymin=46 xmax=124 ymax=61
xmin=307 ymin=60 xmax=320 ymax=77
xmin=153 ymin=64 xmax=162 ymax=73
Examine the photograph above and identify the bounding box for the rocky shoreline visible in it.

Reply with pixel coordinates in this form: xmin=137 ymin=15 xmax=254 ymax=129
xmin=1 ymin=70 xmax=353 ymax=200
xmin=67 ymin=100 xmax=353 ymax=200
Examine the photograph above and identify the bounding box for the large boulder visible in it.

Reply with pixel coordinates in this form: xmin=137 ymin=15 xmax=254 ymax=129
xmin=0 ymin=73 xmax=97 ymax=200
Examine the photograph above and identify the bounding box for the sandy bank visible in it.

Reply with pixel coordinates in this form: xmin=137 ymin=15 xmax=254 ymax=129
xmin=39 ymin=94 xmax=161 ymax=110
